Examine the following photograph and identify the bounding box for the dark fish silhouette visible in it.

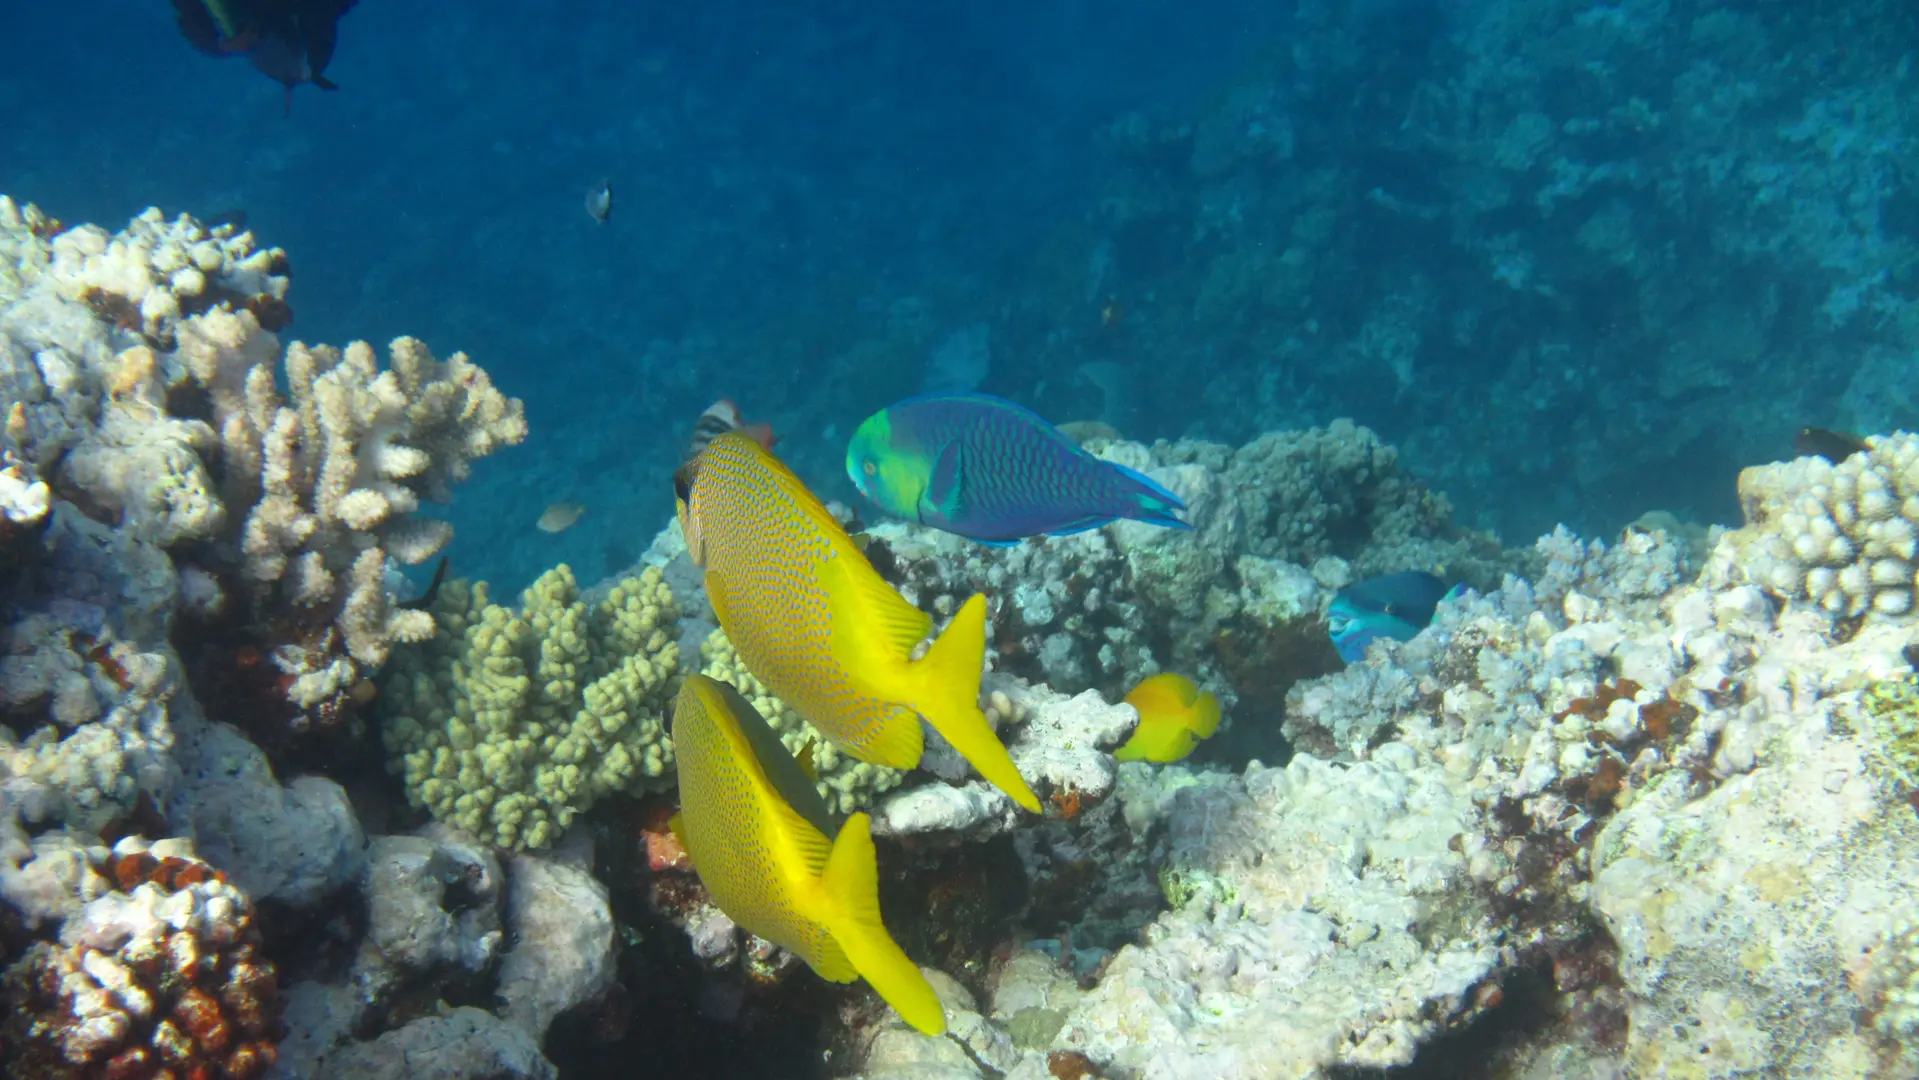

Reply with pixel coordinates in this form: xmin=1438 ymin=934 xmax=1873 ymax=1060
xmin=1794 ymin=426 xmax=1868 ymax=464
xmin=397 ymin=556 xmax=449 ymax=612
xmin=173 ymin=0 xmax=360 ymax=115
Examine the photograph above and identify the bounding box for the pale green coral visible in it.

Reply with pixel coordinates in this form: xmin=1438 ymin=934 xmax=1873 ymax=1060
xmin=697 ymin=629 xmax=905 ymax=814
xmin=1157 ymin=865 xmax=1237 ymax=910
xmin=1857 ymin=674 xmax=1919 ymax=785
xmin=379 ymin=564 xmax=680 ymax=850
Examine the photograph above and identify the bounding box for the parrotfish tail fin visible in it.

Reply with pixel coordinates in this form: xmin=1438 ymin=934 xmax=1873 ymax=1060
xmin=907 ymin=594 xmax=1042 ymax=812
xmin=820 ymin=552 xmax=930 ymax=768
xmin=1111 ymin=464 xmax=1192 ymax=530
xmin=820 ymin=813 xmax=947 ymax=1036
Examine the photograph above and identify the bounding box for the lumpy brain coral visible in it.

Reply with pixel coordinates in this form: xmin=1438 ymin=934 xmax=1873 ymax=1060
xmin=1731 ymin=431 xmax=1919 ymax=617
xmin=379 ymin=564 xmax=681 ymax=850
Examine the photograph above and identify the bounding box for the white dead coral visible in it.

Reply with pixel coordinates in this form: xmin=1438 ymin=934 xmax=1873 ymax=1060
xmin=45 ymin=205 xmax=289 ymax=343
xmin=1721 ymin=431 xmax=1919 ymax=618
xmin=169 ymin=307 xmax=526 ymax=698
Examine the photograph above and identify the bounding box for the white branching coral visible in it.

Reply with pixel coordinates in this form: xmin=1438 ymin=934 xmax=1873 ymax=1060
xmin=3 ymin=199 xmax=528 ymax=716
xmin=185 ymin=321 xmax=530 ymax=694
xmin=45 ymin=205 xmax=290 ymax=343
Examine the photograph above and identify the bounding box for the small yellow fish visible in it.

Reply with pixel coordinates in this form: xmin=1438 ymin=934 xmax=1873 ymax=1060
xmin=1112 ymin=673 xmax=1222 ymax=763
xmin=671 ymin=674 xmax=945 ymax=1034
xmin=676 ymin=432 xmax=1039 ymax=813
xmin=537 ymin=500 xmax=586 ymax=534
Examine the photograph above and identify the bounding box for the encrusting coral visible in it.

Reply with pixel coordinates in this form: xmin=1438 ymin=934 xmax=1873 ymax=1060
xmin=0 ymin=837 xmax=282 ymax=1080
xmin=378 ymin=565 xmax=681 ymax=851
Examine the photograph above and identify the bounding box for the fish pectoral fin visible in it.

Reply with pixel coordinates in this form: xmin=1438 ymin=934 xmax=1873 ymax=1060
xmin=926 ymin=438 xmax=966 ymax=520
xmin=818 ymin=548 xmax=931 ymax=659
xmin=820 ymin=814 xmax=946 ymax=1036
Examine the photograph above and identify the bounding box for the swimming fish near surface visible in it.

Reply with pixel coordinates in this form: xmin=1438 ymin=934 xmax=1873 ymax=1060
xmin=670 ymin=674 xmax=945 ymax=1034
xmin=1327 ymin=571 xmax=1459 ymax=664
xmin=683 ymin=398 xmax=777 ymax=466
xmin=1112 ymin=673 xmax=1221 ymax=763
xmin=845 ymin=393 xmax=1188 ymax=545
xmin=676 ymin=432 xmax=1040 ymax=812
xmin=172 ymin=0 xmax=360 ymax=115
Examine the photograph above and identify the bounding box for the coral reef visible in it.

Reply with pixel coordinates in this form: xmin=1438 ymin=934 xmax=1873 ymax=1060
xmin=1 ymin=196 xmax=526 ymax=747
xmin=1722 ymin=431 xmax=1919 ymax=618
xmin=379 ymin=565 xmax=681 ymax=850
xmin=866 ymin=423 xmax=1513 ymax=730
xmin=1 ymin=837 xmax=281 ymax=1080
xmin=14 ymin=178 xmax=1919 ymax=1079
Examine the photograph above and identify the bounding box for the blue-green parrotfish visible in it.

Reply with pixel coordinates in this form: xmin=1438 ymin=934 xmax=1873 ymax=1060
xmin=1327 ymin=571 xmax=1462 ymax=663
xmin=845 ymin=393 xmax=1189 ymax=545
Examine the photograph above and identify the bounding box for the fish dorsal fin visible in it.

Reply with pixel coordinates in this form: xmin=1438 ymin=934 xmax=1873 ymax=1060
xmin=925 ymin=439 xmax=966 ymax=521
xmin=667 ymin=812 xmax=687 ymax=848
xmin=709 ymin=676 xmax=838 ymax=841
xmin=817 ymin=547 xmax=932 ymax=660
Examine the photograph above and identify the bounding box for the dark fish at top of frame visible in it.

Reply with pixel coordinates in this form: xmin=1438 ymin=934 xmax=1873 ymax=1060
xmin=172 ymin=0 xmax=361 ymax=116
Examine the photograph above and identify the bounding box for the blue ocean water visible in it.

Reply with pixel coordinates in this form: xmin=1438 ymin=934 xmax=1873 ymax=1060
xmin=4 ymin=0 xmax=1913 ymax=595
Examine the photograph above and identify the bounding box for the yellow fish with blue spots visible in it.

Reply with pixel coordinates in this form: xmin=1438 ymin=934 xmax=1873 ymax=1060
xmin=675 ymin=432 xmax=1040 ymax=813
xmin=1113 ymin=673 xmax=1222 ymax=763
xmin=670 ymin=674 xmax=945 ymax=1034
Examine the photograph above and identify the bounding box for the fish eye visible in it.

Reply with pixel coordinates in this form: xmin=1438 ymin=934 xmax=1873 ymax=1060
xmin=862 ymin=461 xmax=877 ymax=477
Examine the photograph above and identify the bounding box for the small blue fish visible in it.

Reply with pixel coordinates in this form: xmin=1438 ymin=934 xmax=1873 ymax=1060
xmin=845 ymin=393 xmax=1188 ymax=544
xmin=1327 ymin=571 xmax=1459 ymax=663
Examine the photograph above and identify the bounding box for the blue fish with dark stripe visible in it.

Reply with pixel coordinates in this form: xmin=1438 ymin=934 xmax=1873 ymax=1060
xmin=845 ymin=394 xmax=1188 ymax=544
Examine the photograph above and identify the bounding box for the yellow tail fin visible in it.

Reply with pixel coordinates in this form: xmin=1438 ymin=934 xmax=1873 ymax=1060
xmin=905 ymin=594 xmax=1040 ymax=812
xmin=1191 ymin=690 xmax=1223 ymax=738
xmin=819 ymin=813 xmax=946 ymax=1035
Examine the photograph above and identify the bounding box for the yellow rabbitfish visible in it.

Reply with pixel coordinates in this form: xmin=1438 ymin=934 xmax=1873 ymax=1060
xmin=670 ymin=675 xmax=945 ymax=1034
xmin=1113 ymin=673 xmax=1222 ymax=763
xmin=675 ymin=432 xmax=1040 ymax=812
